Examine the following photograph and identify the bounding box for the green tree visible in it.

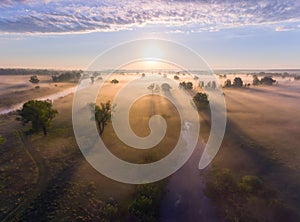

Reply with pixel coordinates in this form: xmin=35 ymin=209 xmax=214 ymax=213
xmin=193 ymin=92 xmax=209 ymax=110
xmin=174 ymin=75 xmax=179 ymax=80
xmin=224 ymin=79 xmax=231 ymax=87
xmin=17 ymin=100 xmax=58 ymax=135
xmin=91 ymin=101 xmax=112 ymax=135
xmin=252 ymin=75 xmax=260 ymax=85
xmin=179 ymin=81 xmax=193 ymax=90
xmin=111 ymin=79 xmax=119 ymax=84
xmin=233 ymin=77 xmax=243 ymax=87
xmin=29 ymin=75 xmax=39 ymax=84
xmin=260 ymin=76 xmax=276 ymax=85
xmin=211 ymin=80 xmax=217 ymax=89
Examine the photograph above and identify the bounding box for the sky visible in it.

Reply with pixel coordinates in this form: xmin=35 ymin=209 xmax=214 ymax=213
xmin=0 ymin=0 xmax=299 ymax=70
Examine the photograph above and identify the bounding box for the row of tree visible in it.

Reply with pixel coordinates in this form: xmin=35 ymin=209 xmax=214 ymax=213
xmin=253 ymin=75 xmax=276 ymax=85
xmin=224 ymin=76 xmax=276 ymax=88
xmin=52 ymin=71 xmax=82 ymax=82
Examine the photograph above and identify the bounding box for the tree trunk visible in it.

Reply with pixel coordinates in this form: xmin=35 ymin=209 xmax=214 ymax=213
xmin=42 ymin=125 xmax=47 ymax=136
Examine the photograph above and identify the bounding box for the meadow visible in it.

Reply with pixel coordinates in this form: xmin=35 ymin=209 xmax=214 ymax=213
xmin=0 ymin=71 xmax=299 ymax=221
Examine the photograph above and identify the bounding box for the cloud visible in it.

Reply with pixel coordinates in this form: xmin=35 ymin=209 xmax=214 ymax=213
xmin=0 ymin=0 xmax=299 ymax=34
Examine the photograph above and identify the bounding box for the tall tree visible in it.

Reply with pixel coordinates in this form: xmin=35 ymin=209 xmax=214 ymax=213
xmin=252 ymin=75 xmax=260 ymax=85
xmin=193 ymin=92 xmax=209 ymax=110
xmin=17 ymin=100 xmax=58 ymax=135
xmin=233 ymin=77 xmax=243 ymax=87
xmin=224 ymin=79 xmax=232 ymax=88
xmin=91 ymin=101 xmax=112 ymax=135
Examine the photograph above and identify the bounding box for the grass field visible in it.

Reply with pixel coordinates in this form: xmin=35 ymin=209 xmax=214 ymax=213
xmin=0 ymin=73 xmax=299 ymax=221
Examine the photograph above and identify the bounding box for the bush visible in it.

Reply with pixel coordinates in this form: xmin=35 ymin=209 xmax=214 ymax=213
xmin=174 ymin=75 xmax=179 ymax=80
xmin=29 ymin=75 xmax=39 ymax=84
xmin=110 ymin=79 xmax=119 ymax=84
xmin=101 ymin=203 xmax=119 ymax=221
xmin=128 ymin=184 xmax=162 ymax=222
xmin=238 ymin=175 xmax=262 ymax=193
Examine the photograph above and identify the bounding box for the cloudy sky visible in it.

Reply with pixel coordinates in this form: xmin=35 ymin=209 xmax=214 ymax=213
xmin=0 ymin=0 xmax=299 ymax=70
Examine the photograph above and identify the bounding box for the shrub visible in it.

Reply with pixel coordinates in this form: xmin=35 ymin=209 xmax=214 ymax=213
xmin=110 ymin=79 xmax=119 ymax=84
xmin=29 ymin=75 xmax=39 ymax=84
xmin=238 ymin=175 xmax=262 ymax=193
xmin=174 ymin=75 xmax=179 ymax=80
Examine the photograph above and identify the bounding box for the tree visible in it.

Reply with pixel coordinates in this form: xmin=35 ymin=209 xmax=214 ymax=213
xmin=52 ymin=71 xmax=81 ymax=82
xmin=233 ymin=77 xmax=243 ymax=87
xmin=179 ymin=81 xmax=193 ymax=90
xmin=91 ymin=101 xmax=112 ymax=135
xmin=141 ymin=73 xmax=146 ymax=77
xmin=211 ymin=81 xmax=217 ymax=89
xmin=90 ymin=76 xmax=95 ymax=84
xmin=224 ymin=79 xmax=232 ymax=87
xmin=174 ymin=75 xmax=179 ymax=80
xmin=260 ymin=76 xmax=276 ymax=85
xmin=253 ymin=75 xmax=260 ymax=85
xmin=110 ymin=79 xmax=119 ymax=84
xmin=17 ymin=100 xmax=58 ymax=135
xmin=193 ymin=92 xmax=209 ymax=110
xmin=199 ymin=81 xmax=204 ymax=88
xmin=29 ymin=75 xmax=39 ymax=84
xmin=161 ymin=83 xmax=172 ymax=92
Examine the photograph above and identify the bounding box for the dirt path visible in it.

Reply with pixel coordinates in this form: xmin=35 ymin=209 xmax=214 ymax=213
xmin=1 ymin=132 xmax=48 ymax=222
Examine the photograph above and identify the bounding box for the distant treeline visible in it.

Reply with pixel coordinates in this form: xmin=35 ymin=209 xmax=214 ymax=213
xmin=52 ymin=71 xmax=82 ymax=82
xmin=0 ymin=68 xmax=82 ymax=76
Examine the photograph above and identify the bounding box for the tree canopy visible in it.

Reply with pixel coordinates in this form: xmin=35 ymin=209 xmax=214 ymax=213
xmin=224 ymin=79 xmax=232 ymax=88
xmin=29 ymin=75 xmax=40 ymax=84
xmin=110 ymin=79 xmax=119 ymax=84
xmin=252 ymin=75 xmax=260 ymax=85
xmin=193 ymin=92 xmax=209 ymax=110
xmin=260 ymin=76 xmax=276 ymax=85
xmin=91 ymin=101 xmax=112 ymax=135
xmin=233 ymin=77 xmax=243 ymax=87
xmin=17 ymin=100 xmax=58 ymax=135
xmin=179 ymin=81 xmax=193 ymax=90
xmin=52 ymin=71 xmax=81 ymax=82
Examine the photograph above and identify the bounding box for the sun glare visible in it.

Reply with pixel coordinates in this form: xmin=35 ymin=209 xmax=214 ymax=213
xmin=123 ymin=60 xmax=179 ymax=70
xmin=143 ymin=44 xmax=163 ymax=59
